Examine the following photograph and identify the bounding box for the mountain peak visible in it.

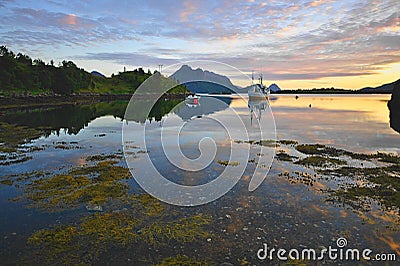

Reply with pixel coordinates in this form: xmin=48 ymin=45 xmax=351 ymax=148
xmin=268 ymin=83 xmax=281 ymax=92
xmin=170 ymin=65 xmax=239 ymax=93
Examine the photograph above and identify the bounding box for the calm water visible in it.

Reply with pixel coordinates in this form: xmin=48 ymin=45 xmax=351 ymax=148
xmin=270 ymin=94 xmax=399 ymax=153
xmin=0 ymin=94 xmax=399 ymax=264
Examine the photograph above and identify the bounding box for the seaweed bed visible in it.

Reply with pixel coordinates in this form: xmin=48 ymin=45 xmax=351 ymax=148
xmin=2 ymin=155 xmax=212 ymax=265
xmin=0 ymin=122 xmax=44 ymax=165
xmin=275 ymin=142 xmax=400 ymax=212
xmin=1 ymin=139 xmax=399 ymax=264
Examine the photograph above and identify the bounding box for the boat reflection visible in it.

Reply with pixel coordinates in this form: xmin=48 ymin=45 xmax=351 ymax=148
xmin=184 ymin=94 xmax=200 ymax=108
xmin=248 ymin=97 xmax=269 ymax=126
xmin=174 ymin=96 xmax=231 ymax=121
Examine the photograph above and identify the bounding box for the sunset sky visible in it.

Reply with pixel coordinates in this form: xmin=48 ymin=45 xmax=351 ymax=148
xmin=0 ymin=0 xmax=399 ymax=89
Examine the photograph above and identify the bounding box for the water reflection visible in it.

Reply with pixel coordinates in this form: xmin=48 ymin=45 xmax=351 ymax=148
xmin=0 ymin=99 xmax=183 ymax=135
xmin=248 ymin=97 xmax=268 ymax=126
xmin=388 ymin=81 xmax=400 ymax=134
xmin=1 ymin=95 xmax=399 ymax=264
xmin=174 ymin=96 xmax=231 ymax=121
xmin=269 ymin=94 xmax=399 ymax=153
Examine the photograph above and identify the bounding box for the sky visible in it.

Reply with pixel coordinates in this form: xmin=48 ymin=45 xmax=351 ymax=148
xmin=0 ymin=0 xmax=399 ymax=89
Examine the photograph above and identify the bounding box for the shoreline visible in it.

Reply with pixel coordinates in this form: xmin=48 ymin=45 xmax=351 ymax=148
xmin=0 ymin=93 xmax=187 ymax=110
xmin=0 ymin=91 xmax=392 ymax=110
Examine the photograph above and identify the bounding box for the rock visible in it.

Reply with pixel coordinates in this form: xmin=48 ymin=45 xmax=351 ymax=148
xmin=221 ymin=263 xmax=234 ymax=266
xmin=388 ymin=80 xmax=400 ymax=133
xmin=85 ymin=204 xmax=103 ymax=212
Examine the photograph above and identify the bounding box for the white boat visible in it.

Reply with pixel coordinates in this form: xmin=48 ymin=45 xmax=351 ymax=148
xmin=248 ymin=73 xmax=269 ymax=100
xmin=185 ymin=94 xmax=200 ymax=107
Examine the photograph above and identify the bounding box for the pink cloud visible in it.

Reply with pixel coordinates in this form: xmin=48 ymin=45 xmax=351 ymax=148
xmin=59 ymin=14 xmax=77 ymax=26
xmin=180 ymin=1 xmax=199 ymax=22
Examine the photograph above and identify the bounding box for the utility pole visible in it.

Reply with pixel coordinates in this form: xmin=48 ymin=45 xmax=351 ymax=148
xmin=158 ymin=64 xmax=163 ymax=73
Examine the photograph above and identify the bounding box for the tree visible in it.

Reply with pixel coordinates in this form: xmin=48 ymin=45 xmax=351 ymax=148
xmin=53 ymin=68 xmax=74 ymax=95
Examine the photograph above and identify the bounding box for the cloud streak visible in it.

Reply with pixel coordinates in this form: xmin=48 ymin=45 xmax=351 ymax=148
xmin=0 ymin=0 xmax=399 ymax=88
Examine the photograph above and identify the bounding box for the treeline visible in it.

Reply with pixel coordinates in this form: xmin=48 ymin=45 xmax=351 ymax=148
xmin=0 ymin=46 xmax=92 ymax=95
xmin=0 ymin=46 xmax=188 ymax=96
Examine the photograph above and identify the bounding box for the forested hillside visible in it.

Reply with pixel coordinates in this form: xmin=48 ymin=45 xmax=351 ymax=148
xmin=0 ymin=46 xmax=187 ymax=96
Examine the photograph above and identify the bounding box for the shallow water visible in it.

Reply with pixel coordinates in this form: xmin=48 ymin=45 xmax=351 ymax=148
xmin=0 ymin=95 xmax=399 ymax=264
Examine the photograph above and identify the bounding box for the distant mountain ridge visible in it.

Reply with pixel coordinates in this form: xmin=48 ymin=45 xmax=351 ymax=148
xmin=268 ymin=83 xmax=281 ymax=92
xmin=91 ymin=71 xmax=106 ymax=78
xmin=170 ymin=65 xmax=240 ymax=94
xmin=359 ymin=79 xmax=400 ymax=93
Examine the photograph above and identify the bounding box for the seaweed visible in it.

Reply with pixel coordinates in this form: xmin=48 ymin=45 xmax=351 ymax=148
xmin=217 ymin=160 xmax=239 ymax=166
xmin=275 ymin=151 xmax=298 ymax=162
xmin=278 ymin=140 xmax=298 ymax=145
xmin=86 ymin=153 xmax=123 ymax=162
xmin=253 ymin=139 xmax=278 ymax=147
xmin=27 ymin=209 xmax=212 ymax=264
xmin=0 ymin=122 xmax=44 ymax=153
xmin=295 ymin=143 xmax=400 ymax=163
xmin=125 ymin=193 xmax=165 ymax=216
xmin=279 ymin=171 xmax=315 ymax=186
xmin=156 ymin=255 xmax=212 ymax=266
xmin=295 ymin=156 xmax=346 ymax=167
xmin=234 ymin=139 xmax=277 ymax=147
xmin=17 ymin=160 xmax=131 ymax=212
xmin=330 ymin=174 xmax=400 ymax=210
xmin=27 ymin=211 xmax=138 ymax=264
xmin=140 ymin=214 xmax=211 ymax=246
xmin=0 ymin=155 xmax=32 ymax=165
xmin=295 ymin=144 xmax=345 ymax=157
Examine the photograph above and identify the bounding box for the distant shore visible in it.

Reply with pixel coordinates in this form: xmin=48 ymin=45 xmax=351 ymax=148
xmin=273 ymin=89 xmax=392 ymax=94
